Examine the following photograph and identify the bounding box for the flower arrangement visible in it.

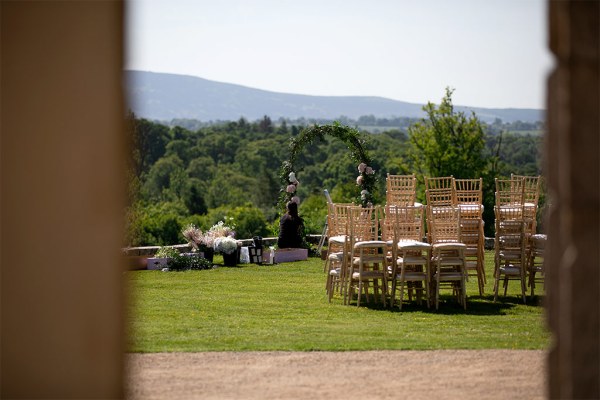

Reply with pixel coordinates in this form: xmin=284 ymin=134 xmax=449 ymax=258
xmin=214 ymin=236 xmax=239 ymax=255
xmin=356 ymin=162 xmax=376 ymax=207
xmin=282 ymin=171 xmax=301 ymax=205
xmin=182 ymin=224 xmax=214 ymax=251
xmin=208 ymin=219 xmax=236 ymax=239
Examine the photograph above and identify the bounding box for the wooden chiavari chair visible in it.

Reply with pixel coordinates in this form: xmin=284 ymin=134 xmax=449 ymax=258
xmin=386 ymin=174 xmax=417 ymax=206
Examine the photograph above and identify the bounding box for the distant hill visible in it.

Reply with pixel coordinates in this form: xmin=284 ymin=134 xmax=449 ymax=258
xmin=125 ymin=70 xmax=544 ymax=124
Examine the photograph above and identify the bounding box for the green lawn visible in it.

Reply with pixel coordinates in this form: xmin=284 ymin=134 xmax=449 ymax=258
xmin=126 ymin=250 xmax=550 ymax=352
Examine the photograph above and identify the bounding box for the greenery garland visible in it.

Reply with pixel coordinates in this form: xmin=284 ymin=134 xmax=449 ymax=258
xmin=278 ymin=122 xmax=376 ymax=211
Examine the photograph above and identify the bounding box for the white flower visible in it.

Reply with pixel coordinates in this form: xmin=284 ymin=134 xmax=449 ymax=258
xmin=365 ymin=166 xmax=374 ymax=175
xmin=286 ymin=184 xmax=296 ymax=193
xmin=356 ymin=176 xmax=364 ymax=185
xmin=214 ymin=236 xmax=239 ymax=254
xmin=288 ymin=172 xmax=298 ymax=183
xmin=291 ymin=196 xmax=300 ymax=204
xmin=358 ymin=163 xmax=367 ymax=173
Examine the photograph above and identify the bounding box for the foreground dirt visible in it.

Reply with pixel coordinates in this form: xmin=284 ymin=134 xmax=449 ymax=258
xmin=127 ymin=350 xmax=546 ymax=399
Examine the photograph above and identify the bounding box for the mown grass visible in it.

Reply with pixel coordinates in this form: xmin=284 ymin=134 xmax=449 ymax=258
xmin=126 ymin=250 xmax=550 ymax=352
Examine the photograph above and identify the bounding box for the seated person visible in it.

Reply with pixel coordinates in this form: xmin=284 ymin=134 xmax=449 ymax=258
xmin=277 ymin=201 xmax=305 ymax=248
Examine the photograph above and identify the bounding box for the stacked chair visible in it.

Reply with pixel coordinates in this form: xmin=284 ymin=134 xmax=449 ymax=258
xmin=454 ymin=178 xmax=486 ymax=295
xmin=385 ymin=174 xmax=431 ymax=309
xmin=325 ymin=203 xmax=352 ymax=302
xmin=493 ymin=178 xmax=528 ymax=303
xmin=493 ymin=175 xmax=544 ymax=302
xmin=425 ymin=176 xmax=486 ymax=296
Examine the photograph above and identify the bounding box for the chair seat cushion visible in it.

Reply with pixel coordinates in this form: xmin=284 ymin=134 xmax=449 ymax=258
xmin=329 ymin=235 xmax=347 ymax=244
xmin=354 ymin=240 xmax=387 ymax=249
xmin=398 ymin=240 xmax=431 ymax=250
xmin=432 ymin=242 xmax=466 ymax=250
xmin=499 ymin=265 xmax=522 ymax=275
xmin=353 ymin=255 xmax=387 ymax=265
xmin=352 ymin=271 xmax=386 ymax=279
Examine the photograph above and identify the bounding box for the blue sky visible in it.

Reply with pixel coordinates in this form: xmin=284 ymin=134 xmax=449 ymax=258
xmin=126 ymin=0 xmax=552 ymax=109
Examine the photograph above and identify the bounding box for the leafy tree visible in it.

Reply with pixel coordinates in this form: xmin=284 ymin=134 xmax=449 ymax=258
xmin=187 ymin=156 xmax=216 ymax=182
xmin=143 ymin=155 xmax=185 ymax=201
xmin=205 ymin=166 xmax=260 ymax=209
xmin=130 ymin=115 xmax=171 ymax=178
xmin=126 ymin=200 xmax=188 ymax=246
xmin=408 ymin=88 xmax=486 ymax=182
xmin=182 ymin=178 xmax=208 ymax=215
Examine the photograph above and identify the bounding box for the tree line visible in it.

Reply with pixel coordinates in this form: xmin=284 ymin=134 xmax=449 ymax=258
xmin=125 ymin=89 xmax=544 ymax=247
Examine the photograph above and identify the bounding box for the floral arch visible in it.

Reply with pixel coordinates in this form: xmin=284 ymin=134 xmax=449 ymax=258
xmin=278 ymin=122 xmax=376 ymax=211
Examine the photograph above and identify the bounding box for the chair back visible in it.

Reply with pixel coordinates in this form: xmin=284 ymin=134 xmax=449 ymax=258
xmin=386 ymin=204 xmax=424 ymax=242
xmin=425 ymin=176 xmax=456 ymax=208
xmin=511 ymin=174 xmax=541 ymax=206
xmin=454 ymin=178 xmax=483 ymax=205
xmin=427 ymin=206 xmax=461 ymax=244
xmin=386 ymin=174 xmax=417 ymax=206
xmin=327 ymin=203 xmax=352 ymax=237
xmin=494 ymin=205 xmax=526 ymax=258
xmin=495 ymin=178 xmax=525 ymax=208
xmin=348 ymin=206 xmax=379 ymax=245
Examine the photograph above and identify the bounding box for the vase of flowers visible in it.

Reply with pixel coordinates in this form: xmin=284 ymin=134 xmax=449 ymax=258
xmin=181 ymin=224 xmax=215 ymax=262
xmin=214 ymin=236 xmax=239 ymax=266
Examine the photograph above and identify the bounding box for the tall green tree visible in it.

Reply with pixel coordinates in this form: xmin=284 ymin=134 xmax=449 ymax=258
xmin=408 ymin=88 xmax=486 ymax=181
xmin=130 ymin=115 xmax=171 ymax=178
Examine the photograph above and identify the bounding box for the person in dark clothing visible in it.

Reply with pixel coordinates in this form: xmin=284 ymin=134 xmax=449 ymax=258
xmin=277 ymin=201 xmax=304 ymax=248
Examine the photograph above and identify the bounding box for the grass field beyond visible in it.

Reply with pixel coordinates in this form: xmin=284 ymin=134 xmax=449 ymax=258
xmin=126 ymin=251 xmax=549 ymax=352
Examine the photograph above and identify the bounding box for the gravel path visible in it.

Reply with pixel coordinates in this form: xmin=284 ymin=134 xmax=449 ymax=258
xmin=127 ymin=350 xmax=546 ymax=399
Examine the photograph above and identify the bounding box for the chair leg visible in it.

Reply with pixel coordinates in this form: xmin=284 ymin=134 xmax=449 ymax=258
xmin=399 ymin=280 xmax=405 ymax=310
xmin=464 ymin=285 xmax=467 ymax=309
xmin=520 ymin=273 xmax=527 ymax=304
xmin=390 ymin=279 xmax=397 ymax=308
xmin=435 ymin=274 xmax=440 ymax=310
xmin=494 ymin=273 xmax=500 ymax=303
